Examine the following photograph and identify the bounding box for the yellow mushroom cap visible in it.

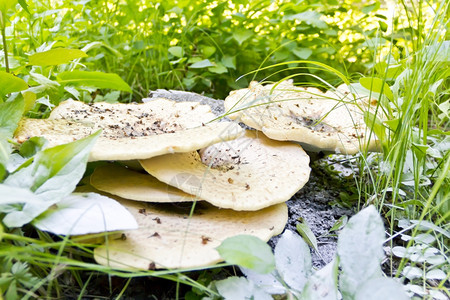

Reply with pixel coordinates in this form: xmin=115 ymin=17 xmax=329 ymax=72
xmin=224 ymin=81 xmax=382 ymax=154
xmin=140 ymin=130 xmax=310 ymax=211
xmin=90 ymin=164 xmax=197 ymax=203
xmin=94 ymin=198 xmax=288 ymax=270
xmin=15 ymin=99 xmax=244 ymax=161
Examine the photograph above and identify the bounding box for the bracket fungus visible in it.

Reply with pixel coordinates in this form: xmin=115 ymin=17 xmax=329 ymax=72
xmin=140 ymin=130 xmax=310 ymax=211
xmin=90 ymin=164 xmax=196 ymax=203
xmin=94 ymin=197 xmax=288 ymax=270
xmin=15 ymin=99 xmax=244 ymax=161
xmin=224 ymin=81 xmax=382 ymax=154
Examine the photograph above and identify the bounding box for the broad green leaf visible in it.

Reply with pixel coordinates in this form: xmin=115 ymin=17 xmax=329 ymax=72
xmin=190 ymin=59 xmax=214 ymax=69
xmin=0 ymin=97 xmax=24 ymax=137
xmin=275 ymin=230 xmax=312 ymax=292
xmin=0 ymin=97 xmax=24 ymax=166
xmin=168 ymin=46 xmax=184 ymax=58
xmin=216 ymin=235 xmax=275 ymax=274
xmin=293 ymin=48 xmax=312 ymax=59
xmin=0 ymin=185 xmax=46 ymax=205
xmin=338 ymin=206 xmax=385 ymax=299
xmin=359 ymin=77 xmax=394 ymax=101
xmin=57 ymin=71 xmax=132 ymax=92
xmin=296 ymin=221 xmax=319 ymax=252
xmin=301 ymin=259 xmax=339 ymax=300
xmin=411 ymin=220 xmax=450 ymax=239
xmin=22 ymin=91 xmax=36 ymax=113
xmin=19 ymin=136 xmax=47 ymax=158
xmin=374 ymin=62 xmax=402 ymax=79
xmin=29 ymin=48 xmax=88 ymax=66
xmin=17 ymin=0 xmax=29 ymax=14
xmin=232 ymin=29 xmax=253 ymax=45
xmin=215 ymin=277 xmax=272 ymax=300
xmin=402 ymin=266 xmax=423 ymax=280
xmin=208 ymin=62 xmax=228 ymax=74
xmin=2 ymin=131 xmax=100 ymax=227
xmin=361 ymin=2 xmax=380 ymax=14
xmin=0 ymin=0 xmax=17 ymax=12
xmin=33 ymin=192 xmax=137 ymax=235
xmin=355 ymin=278 xmax=409 ymax=300
xmin=81 ymin=41 xmax=123 ymax=58
xmin=283 ymin=11 xmax=328 ymax=29
xmin=364 ymin=111 xmax=386 ymax=144
xmin=0 ymin=71 xmax=28 ymax=97
xmin=222 ymin=55 xmax=236 ymax=69
xmin=201 ymin=45 xmax=216 ymax=58
xmin=329 ymin=215 xmax=348 ymax=232
xmin=240 ymin=268 xmax=285 ymax=295
xmin=426 ymin=269 xmax=446 ymax=280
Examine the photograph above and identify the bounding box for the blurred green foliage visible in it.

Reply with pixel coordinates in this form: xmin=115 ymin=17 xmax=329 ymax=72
xmin=3 ymin=0 xmax=392 ymax=100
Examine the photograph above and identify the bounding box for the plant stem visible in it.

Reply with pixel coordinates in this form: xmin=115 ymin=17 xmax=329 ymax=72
xmin=0 ymin=11 xmax=10 ymax=73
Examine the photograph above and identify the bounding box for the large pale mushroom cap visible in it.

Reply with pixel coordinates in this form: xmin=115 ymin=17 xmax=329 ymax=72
xmin=224 ymin=81 xmax=381 ymax=154
xmin=140 ymin=130 xmax=310 ymax=211
xmin=94 ymin=198 xmax=288 ymax=270
xmin=90 ymin=164 xmax=196 ymax=203
xmin=15 ymin=99 xmax=244 ymax=161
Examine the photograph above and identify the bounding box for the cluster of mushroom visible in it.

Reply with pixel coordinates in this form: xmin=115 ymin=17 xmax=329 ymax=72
xmin=14 ymin=80 xmax=381 ymax=270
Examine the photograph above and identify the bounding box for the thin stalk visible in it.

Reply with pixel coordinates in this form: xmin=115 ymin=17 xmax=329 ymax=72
xmin=0 ymin=11 xmax=10 ymax=73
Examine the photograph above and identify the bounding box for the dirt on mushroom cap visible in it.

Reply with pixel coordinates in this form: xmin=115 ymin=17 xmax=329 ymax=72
xmin=140 ymin=130 xmax=311 ymax=211
xmin=90 ymin=164 xmax=197 ymax=203
xmin=93 ymin=198 xmax=288 ymax=270
xmin=14 ymin=98 xmax=244 ymax=161
xmin=224 ymin=81 xmax=382 ymax=154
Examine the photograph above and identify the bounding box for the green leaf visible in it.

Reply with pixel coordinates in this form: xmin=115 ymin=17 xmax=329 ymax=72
xmin=362 ymin=2 xmax=380 ymax=14
xmin=275 ymin=230 xmax=312 ymax=292
xmin=364 ymin=111 xmax=386 ymax=145
xmin=301 ymin=259 xmax=339 ymax=300
xmin=33 ymin=192 xmax=137 ymax=235
xmin=0 ymin=185 xmax=46 ymax=205
xmin=0 ymin=71 xmax=28 ymax=97
xmin=0 ymin=0 xmax=17 ymax=12
xmin=0 ymin=97 xmax=25 ymax=165
xmin=296 ymin=221 xmax=319 ymax=253
xmin=338 ymin=206 xmax=385 ymax=299
xmin=201 ymin=45 xmax=216 ymax=58
xmin=215 ymin=277 xmax=272 ymax=300
xmin=168 ymin=46 xmax=184 ymax=58
xmin=208 ymin=62 xmax=228 ymax=74
xmin=0 ymin=97 xmax=24 ymax=137
xmin=283 ymin=11 xmax=328 ymax=29
xmin=29 ymin=48 xmax=88 ymax=66
xmin=232 ymin=29 xmax=253 ymax=45
xmin=240 ymin=268 xmax=285 ymax=295
xmin=17 ymin=0 xmax=29 ymax=14
xmin=293 ymin=48 xmax=313 ymax=59
xmin=355 ymin=278 xmax=409 ymax=300
xmin=359 ymin=77 xmax=394 ymax=100
xmin=222 ymin=55 xmax=236 ymax=69
xmin=329 ymin=215 xmax=348 ymax=232
xmin=190 ymin=59 xmax=214 ymax=69
xmin=57 ymin=71 xmax=132 ymax=92
xmin=217 ymin=235 xmax=275 ymax=274
xmin=19 ymin=137 xmax=47 ymax=158
xmin=2 ymin=131 xmax=100 ymax=227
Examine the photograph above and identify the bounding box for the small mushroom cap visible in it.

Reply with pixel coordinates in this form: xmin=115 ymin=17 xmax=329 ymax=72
xmin=90 ymin=164 xmax=196 ymax=203
xmin=140 ymin=130 xmax=310 ymax=211
xmin=14 ymin=117 xmax=244 ymax=161
xmin=94 ymin=198 xmax=288 ymax=270
xmin=224 ymin=81 xmax=381 ymax=154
